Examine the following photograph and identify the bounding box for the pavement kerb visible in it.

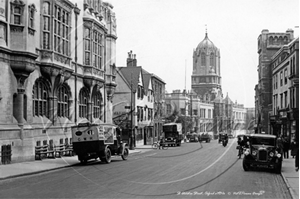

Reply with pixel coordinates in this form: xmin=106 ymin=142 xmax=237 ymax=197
xmin=281 ymin=172 xmax=297 ymax=199
xmin=0 ymin=150 xmax=143 ymax=181
xmin=0 ymin=163 xmax=75 ymax=181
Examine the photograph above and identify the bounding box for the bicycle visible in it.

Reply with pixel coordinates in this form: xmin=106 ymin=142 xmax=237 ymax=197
xmin=152 ymin=142 xmax=168 ymax=150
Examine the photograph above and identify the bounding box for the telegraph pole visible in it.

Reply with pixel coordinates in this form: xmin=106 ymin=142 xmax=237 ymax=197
xmin=130 ymin=72 xmax=134 ymax=150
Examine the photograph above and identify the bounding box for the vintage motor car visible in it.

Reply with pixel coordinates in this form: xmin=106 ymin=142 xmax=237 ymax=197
xmin=218 ymin=132 xmax=227 ymax=143
xmin=71 ymin=121 xmax=129 ymax=164
xmin=243 ymin=134 xmax=282 ymax=173
xmin=188 ymin=133 xmax=198 ymax=142
xmin=199 ymin=133 xmax=211 ymax=143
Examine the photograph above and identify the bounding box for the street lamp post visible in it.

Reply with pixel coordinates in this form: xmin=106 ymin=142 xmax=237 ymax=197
xmin=129 ymin=73 xmax=135 ymax=150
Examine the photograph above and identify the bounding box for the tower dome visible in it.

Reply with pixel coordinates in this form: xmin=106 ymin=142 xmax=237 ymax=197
xmin=196 ymin=32 xmax=218 ymax=51
xmin=192 ymin=31 xmax=222 ymax=102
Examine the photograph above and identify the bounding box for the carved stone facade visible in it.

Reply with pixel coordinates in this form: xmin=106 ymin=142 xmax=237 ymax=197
xmin=255 ymin=29 xmax=294 ymax=134
xmin=0 ymin=0 xmax=117 ymax=163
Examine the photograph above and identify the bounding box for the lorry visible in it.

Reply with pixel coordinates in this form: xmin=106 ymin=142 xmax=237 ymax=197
xmin=163 ymin=123 xmax=183 ymax=147
xmin=71 ymin=121 xmax=129 ymax=164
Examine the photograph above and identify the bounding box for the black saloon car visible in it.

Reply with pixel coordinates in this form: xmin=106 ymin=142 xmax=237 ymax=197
xmin=243 ymin=134 xmax=282 ymax=173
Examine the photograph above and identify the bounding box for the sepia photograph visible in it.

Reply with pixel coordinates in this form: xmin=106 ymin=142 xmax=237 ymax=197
xmin=0 ymin=0 xmax=299 ymax=198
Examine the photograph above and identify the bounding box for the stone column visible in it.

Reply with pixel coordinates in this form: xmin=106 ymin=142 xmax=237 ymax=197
xmin=88 ymin=102 xmax=93 ymax=122
xmin=13 ymin=75 xmax=27 ymax=140
xmin=48 ymin=96 xmax=58 ymax=124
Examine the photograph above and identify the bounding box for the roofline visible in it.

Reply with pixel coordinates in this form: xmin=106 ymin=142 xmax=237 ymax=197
xmin=271 ymin=37 xmax=299 ymax=60
xmin=116 ymin=67 xmax=131 ymax=89
xmin=151 ymin=73 xmax=166 ymax=84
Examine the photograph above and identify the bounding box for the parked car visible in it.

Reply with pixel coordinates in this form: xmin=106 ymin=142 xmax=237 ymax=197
xmin=243 ymin=134 xmax=282 ymax=173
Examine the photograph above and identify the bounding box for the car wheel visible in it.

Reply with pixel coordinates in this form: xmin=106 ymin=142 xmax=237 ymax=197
xmin=121 ymin=148 xmax=129 ymax=160
xmin=102 ymin=148 xmax=112 ymax=163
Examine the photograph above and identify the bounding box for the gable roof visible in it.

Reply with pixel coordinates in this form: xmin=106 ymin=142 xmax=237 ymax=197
xmin=142 ymin=69 xmax=152 ymax=94
xmin=118 ymin=66 xmax=143 ymax=92
xmin=116 ymin=67 xmax=131 ymax=90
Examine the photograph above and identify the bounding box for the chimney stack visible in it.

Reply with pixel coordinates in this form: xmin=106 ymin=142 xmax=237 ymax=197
xmin=126 ymin=50 xmax=137 ymax=67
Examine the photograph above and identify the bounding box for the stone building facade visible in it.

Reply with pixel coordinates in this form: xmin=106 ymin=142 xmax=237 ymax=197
xmin=114 ymin=51 xmax=165 ymax=147
xmin=165 ymin=89 xmax=247 ymax=138
xmin=269 ymin=37 xmax=299 ymax=143
xmin=255 ymin=29 xmax=294 ymax=134
xmin=0 ymin=0 xmax=117 ymax=163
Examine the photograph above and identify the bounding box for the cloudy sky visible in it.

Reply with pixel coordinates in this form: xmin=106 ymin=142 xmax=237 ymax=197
xmin=107 ymin=0 xmax=299 ymax=107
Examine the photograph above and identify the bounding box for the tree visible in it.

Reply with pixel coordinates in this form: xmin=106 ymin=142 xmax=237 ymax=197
xmin=164 ymin=109 xmax=193 ymax=134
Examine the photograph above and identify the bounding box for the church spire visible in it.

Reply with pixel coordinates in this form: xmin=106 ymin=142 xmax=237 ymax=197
xmin=205 ymin=24 xmax=208 ymax=38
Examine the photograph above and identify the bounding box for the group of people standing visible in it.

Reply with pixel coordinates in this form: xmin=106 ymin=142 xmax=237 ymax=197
xmin=277 ymin=135 xmax=299 ymax=171
xmin=276 ymin=135 xmax=298 ymax=159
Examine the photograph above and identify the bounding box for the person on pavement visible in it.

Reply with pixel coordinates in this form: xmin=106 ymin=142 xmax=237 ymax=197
xmin=276 ymin=135 xmax=284 ymax=155
xmin=296 ymin=147 xmax=299 ymax=172
xmin=283 ymin=136 xmax=290 ymax=159
xmin=291 ymin=139 xmax=297 ymax=158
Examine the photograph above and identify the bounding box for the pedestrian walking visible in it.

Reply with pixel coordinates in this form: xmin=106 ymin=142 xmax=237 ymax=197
xmin=198 ymin=134 xmax=203 ymax=148
xmin=283 ymin=137 xmax=290 ymax=159
xmin=291 ymin=139 xmax=297 ymax=158
xmin=295 ymin=148 xmax=299 ymax=172
xmin=276 ymin=135 xmax=284 ymax=155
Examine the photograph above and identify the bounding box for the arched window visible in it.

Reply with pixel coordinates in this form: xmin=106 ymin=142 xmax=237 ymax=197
xmin=210 ymin=53 xmax=214 ymax=67
xmin=92 ymin=91 xmax=102 ymax=118
xmin=79 ymin=88 xmax=89 ymax=118
xmin=278 ymin=36 xmax=283 ymax=45
xmin=57 ymin=83 xmax=70 ymax=118
xmin=284 ymin=36 xmax=288 ymax=44
xmin=269 ymin=37 xmax=273 ymax=45
xmin=201 ymin=52 xmax=206 ymax=66
xmin=32 ymin=78 xmax=50 ymax=117
xmin=274 ymin=36 xmax=278 ymax=45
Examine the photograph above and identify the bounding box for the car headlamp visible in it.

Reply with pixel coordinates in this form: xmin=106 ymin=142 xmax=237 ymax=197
xmin=252 ymin=151 xmax=257 ymax=156
xmin=276 ymin=153 xmax=281 ymax=158
xmin=269 ymin=152 xmax=274 ymax=157
xmin=244 ymin=149 xmax=250 ymax=156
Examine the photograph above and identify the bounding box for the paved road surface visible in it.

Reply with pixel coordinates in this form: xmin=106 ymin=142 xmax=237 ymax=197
xmin=0 ymin=138 xmax=291 ymax=199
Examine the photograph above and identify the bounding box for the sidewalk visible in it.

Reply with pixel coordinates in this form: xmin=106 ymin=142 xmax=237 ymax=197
xmin=0 ymin=147 xmax=152 ymax=180
xmin=281 ymin=157 xmax=299 ymax=199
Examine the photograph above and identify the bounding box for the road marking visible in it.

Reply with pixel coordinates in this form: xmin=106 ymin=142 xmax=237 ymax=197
xmin=126 ymin=139 xmax=236 ymax=185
